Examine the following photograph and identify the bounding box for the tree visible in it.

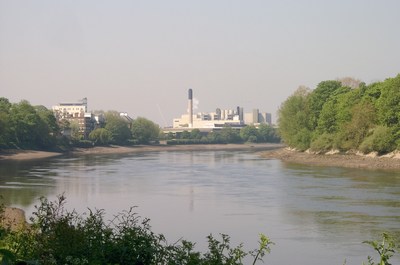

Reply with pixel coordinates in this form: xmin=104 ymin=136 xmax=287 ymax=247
xmin=240 ymin=125 xmax=258 ymax=143
xmin=338 ymin=101 xmax=377 ymax=150
xmin=35 ymin=105 xmax=60 ymax=148
xmin=180 ymin=131 xmax=191 ymax=139
xmin=314 ymin=87 xmax=351 ymax=136
xmin=104 ymin=112 xmax=132 ymax=145
xmin=190 ymin=129 xmax=202 ymax=140
xmin=9 ymin=100 xmax=46 ymax=149
xmin=0 ymin=98 xmax=12 ymax=148
xmin=207 ymin=131 xmax=222 ymax=143
xmin=0 ymin=99 xmax=59 ymax=149
xmin=89 ymin=128 xmax=112 ymax=146
xmin=131 ymin=117 xmax=160 ymax=144
xmin=278 ymin=86 xmax=312 ymax=150
xmin=359 ymin=126 xmax=395 ymax=154
xmin=70 ymin=120 xmax=81 ymax=142
xmin=308 ymin=80 xmax=342 ymax=130
xmin=376 ymin=74 xmax=400 ymax=127
xmin=258 ymin=124 xmax=280 ymax=143
xmin=220 ymin=127 xmax=241 ymax=143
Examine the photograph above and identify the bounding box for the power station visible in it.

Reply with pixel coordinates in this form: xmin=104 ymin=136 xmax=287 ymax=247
xmin=171 ymin=89 xmax=272 ymax=130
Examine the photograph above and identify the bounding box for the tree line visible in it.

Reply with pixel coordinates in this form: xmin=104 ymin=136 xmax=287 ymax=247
xmin=0 ymin=98 xmax=160 ymax=150
xmin=278 ymin=74 xmax=400 ymax=154
xmin=0 ymin=97 xmax=280 ymax=150
xmin=166 ymin=125 xmax=280 ymax=145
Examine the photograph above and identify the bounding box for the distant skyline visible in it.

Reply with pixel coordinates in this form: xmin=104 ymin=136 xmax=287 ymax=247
xmin=1 ymin=0 xmax=400 ymax=126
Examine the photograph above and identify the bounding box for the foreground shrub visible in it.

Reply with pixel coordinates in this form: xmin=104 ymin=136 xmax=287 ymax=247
xmin=1 ymin=196 xmax=398 ymax=265
xmin=0 ymin=195 xmax=273 ymax=265
xmin=363 ymin=232 xmax=398 ymax=265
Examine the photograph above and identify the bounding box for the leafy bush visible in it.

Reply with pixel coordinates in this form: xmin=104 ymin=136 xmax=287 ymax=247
xmin=363 ymin=232 xmax=397 ymax=265
xmin=0 ymin=195 xmax=273 ymax=265
xmin=72 ymin=140 xmax=94 ymax=148
xmin=359 ymin=126 xmax=395 ymax=154
xmin=292 ymin=128 xmax=312 ymax=151
xmin=310 ymin=133 xmax=336 ymax=152
xmin=89 ymin=128 xmax=112 ymax=146
xmin=1 ymin=196 xmax=399 ymax=264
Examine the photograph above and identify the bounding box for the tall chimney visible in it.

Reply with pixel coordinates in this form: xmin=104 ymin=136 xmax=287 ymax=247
xmin=188 ymin=88 xmax=193 ymax=128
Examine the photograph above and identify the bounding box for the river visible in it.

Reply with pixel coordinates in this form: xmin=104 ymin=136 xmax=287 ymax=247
xmin=1 ymin=149 xmax=400 ymax=264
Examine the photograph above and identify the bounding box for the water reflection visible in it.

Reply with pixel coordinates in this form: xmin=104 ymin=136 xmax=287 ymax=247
xmin=0 ymin=159 xmax=58 ymax=206
xmin=280 ymin=162 xmax=400 ymax=245
xmin=0 ymin=151 xmax=399 ymax=265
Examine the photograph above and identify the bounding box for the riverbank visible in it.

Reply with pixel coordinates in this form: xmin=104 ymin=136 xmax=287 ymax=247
xmin=0 ymin=143 xmax=283 ymax=161
xmin=0 ymin=149 xmax=63 ymax=161
xmin=260 ymin=148 xmax=400 ymax=170
xmin=1 ymin=207 xmax=27 ymax=231
xmin=3 ymin=144 xmax=400 ymax=170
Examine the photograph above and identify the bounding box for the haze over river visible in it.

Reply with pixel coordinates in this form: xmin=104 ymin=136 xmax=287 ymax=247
xmin=1 ymin=149 xmax=400 ymax=264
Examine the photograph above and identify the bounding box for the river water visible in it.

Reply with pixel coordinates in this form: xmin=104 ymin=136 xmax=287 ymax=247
xmin=1 ymin=149 xmax=400 ymax=265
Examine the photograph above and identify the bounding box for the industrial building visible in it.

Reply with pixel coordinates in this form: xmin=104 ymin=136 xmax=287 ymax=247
xmin=171 ymin=89 xmax=272 ymax=131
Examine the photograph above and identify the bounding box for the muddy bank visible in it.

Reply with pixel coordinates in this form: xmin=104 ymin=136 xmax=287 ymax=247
xmin=0 ymin=143 xmax=284 ymax=161
xmin=70 ymin=143 xmax=284 ymax=156
xmin=261 ymin=148 xmax=400 ymax=170
xmin=0 ymin=149 xmax=62 ymax=161
xmin=1 ymin=207 xmax=27 ymax=231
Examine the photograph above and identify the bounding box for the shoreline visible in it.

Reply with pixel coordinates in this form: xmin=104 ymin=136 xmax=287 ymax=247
xmin=2 ymin=144 xmax=400 ymax=170
xmin=1 ymin=207 xmax=27 ymax=231
xmin=260 ymin=148 xmax=400 ymax=170
xmin=0 ymin=143 xmax=283 ymax=162
xmin=0 ymin=149 xmax=63 ymax=161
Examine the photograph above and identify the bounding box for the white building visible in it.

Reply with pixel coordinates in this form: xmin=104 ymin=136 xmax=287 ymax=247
xmin=171 ymin=89 xmax=272 ymax=130
xmin=173 ymin=108 xmax=271 ymax=130
xmin=173 ymin=109 xmax=244 ymax=129
xmin=52 ymin=98 xmax=95 ymax=139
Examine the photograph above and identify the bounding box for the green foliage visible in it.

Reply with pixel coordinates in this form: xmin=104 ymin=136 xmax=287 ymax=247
xmin=278 ymin=86 xmax=312 ymax=150
xmin=376 ymin=75 xmax=400 ymax=127
xmin=0 ymin=98 xmax=12 ymax=148
xmin=257 ymin=124 xmax=280 ymax=143
xmin=337 ymin=101 xmax=377 ymax=150
xmin=69 ymin=120 xmax=82 ymax=142
xmin=131 ymin=117 xmax=160 ymax=144
xmin=0 ymin=196 xmax=273 ymax=265
xmin=220 ymin=127 xmax=242 ymax=143
xmin=308 ymin=80 xmax=342 ymax=130
xmin=359 ymin=126 xmax=395 ymax=155
xmin=363 ymin=232 xmax=397 ymax=265
xmin=167 ymin=139 xmax=215 ymax=145
xmin=1 ymin=196 xmax=399 ymax=264
xmin=0 ymin=99 xmax=62 ymax=150
xmin=206 ymin=131 xmax=224 ymax=144
xmin=190 ymin=129 xmax=202 ymax=140
xmin=89 ymin=128 xmax=112 ymax=146
xmin=240 ymin=125 xmax=258 ymax=143
xmin=105 ymin=112 xmax=132 ymax=145
xmin=251 ymin=234 xmax=274 ymax=265
xmin=310 ymin=133 xmax=336 ymax=152
xmin=180 ymin=130 xmax=191 ymax=140
xmin=278 ymin=74 xmax=400 ymax=154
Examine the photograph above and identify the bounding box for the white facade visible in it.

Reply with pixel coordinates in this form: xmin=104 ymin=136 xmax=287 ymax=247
xmin=173 ymin=112 xmax=243 ymax=129
xmin=52 ymin=98 xmax=94 ymax=139
xmin=173 ymin=108 xmax=272 ymax=129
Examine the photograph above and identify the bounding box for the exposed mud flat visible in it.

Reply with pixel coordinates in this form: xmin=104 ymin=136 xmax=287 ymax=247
xmin=260 ymin=148 xmax=400 ymax=170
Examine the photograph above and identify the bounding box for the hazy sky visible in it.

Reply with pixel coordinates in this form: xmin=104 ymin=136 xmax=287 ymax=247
xmin=1 ymin=1 xmax=399 ymax=126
